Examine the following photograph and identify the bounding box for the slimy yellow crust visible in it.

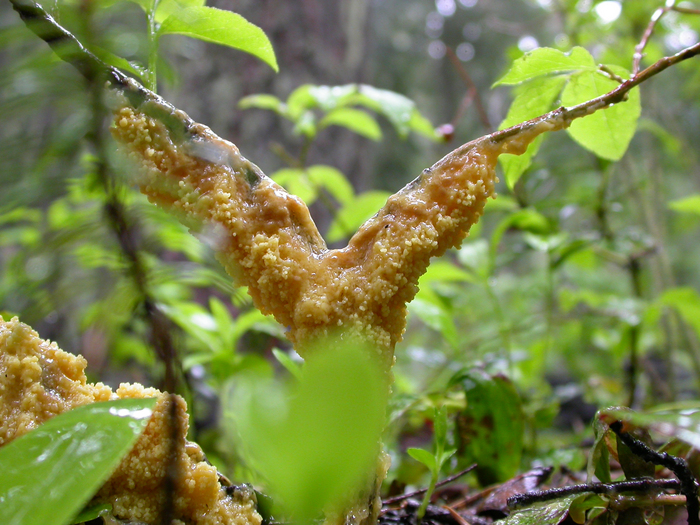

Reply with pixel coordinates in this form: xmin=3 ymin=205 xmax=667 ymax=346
xmin=0 ymin=316 xmax=261 ymax=525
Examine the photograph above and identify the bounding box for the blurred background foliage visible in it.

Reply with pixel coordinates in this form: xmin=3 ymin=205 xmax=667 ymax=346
xmin=1 ymin=0 xmax=700 ymax=495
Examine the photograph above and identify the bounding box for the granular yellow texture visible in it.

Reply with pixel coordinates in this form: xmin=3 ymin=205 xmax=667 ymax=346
xmin=109 ymin=95 xmax=567 ymax=525
xmin=0 ymin=316 xmax=261 ymax=525
xmin=112 ymin=102 xmax=564 ymax=372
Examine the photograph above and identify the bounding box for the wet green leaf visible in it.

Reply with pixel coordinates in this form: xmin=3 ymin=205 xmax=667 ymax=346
xmin=159 ymin=7 xmax=278 ymax=72
xmin=502 ymin=494 xmax=579 ymax=525
xmin=561 ymin=66 xmax=640 ymax=161
xmin=0 ymin=398 xmax=156 ymax=525
xmin=494 ymin=47 xmax=596 ymax=86
xmin=451 ymin=370 xmax=524 ymax=485
xmin=498 ymin=76 xmax=567 ymax=187
xmin=601 ymin=405 xmax=700 ymax=450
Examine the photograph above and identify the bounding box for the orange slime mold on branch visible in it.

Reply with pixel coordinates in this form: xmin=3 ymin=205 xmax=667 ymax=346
xmin=112 ymin=98 xmax=566 ymax=370
xmin=110 ymin=92 xmax=569 ymax=525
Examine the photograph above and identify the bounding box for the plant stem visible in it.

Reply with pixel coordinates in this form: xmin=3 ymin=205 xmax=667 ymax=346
xmin=416 ymin=470 xmax=438 ymax=520
xmin=146 ymin=0 xmax=161 ymax=92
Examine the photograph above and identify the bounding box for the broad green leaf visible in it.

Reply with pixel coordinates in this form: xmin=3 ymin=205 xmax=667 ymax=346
xmin=0 ymin=398 xmax=156 ymax=525
xmin=408 ymin=298 xmax=459 ymax=348
xmin=307 ymin=165 xmax=355 ymax=206
xmin=407 ymin=447 xmax=437 ymax=471
xmin=238 ymin=94 xmax=286 ymax=115
xmin=233 ymin=335 xmax=388 ymax=520
xmin=451 ymin=370 xmax=524 ymax=485
xmin=271 ymin=168 xmax=317 ymax=205
xmin=494 ymin=46 xmax=596 ymax=86
xmin=326 ymin=191 xmax=391 ymax=242
xmin=155 ymin=0 xmax=205 ymax=24
xmin=669 ymin=194 xmax=700 ymax=216
xmin=501 ymin=494 xmax=579 ymax=525
xmin=418 ymin=260 xmax=477 ymax=284
xmin=498 ymin=76 xmax=567 ymax=187
xmin=319 ymin=108 xmax=382 ymax=141
xmin=307 ymin=84 xmax=358 ymax=111
xmin=286 ymin=85 xmax=317 ymax=119
xmin=353 ymin=85 xmax=415 ymax=137
xmin=561 ymin=66 xmax=641 ymax=161
xmin=159 ymin=7 xmax=278 ymax=72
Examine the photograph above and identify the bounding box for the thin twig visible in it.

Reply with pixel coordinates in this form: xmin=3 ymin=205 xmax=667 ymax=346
xmin=445 ymin=46 xmax=492 ymax=132
xmin=610 ymin=421 xmax=700 ymax=525
xmin=507 ymin=478 xmax=681 ymax=509
xmin=633 ymin=1 xmax=700 ymax=74
xmin=382 ymin=465 xmax=477 ymax=506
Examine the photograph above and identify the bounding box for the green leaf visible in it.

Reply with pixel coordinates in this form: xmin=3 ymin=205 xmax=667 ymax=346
xmin=326 ymin=191 xmax=391 ymax=242
xmin=561 ymin=66 xmax=641 ymax=161
xmin=408 ymin=298 xmax=459 ymax=348
xmin=498 ymin=76 xmax=567 ymax=187
xmin=307 ymin=84 xmax=358 ymax=111
xmin=238 ymin=94 xmax=287 ymax=115
xmin=407 ymin=447 xmax=438 ymax=472
xmin=409 ymin=109 xmax=441 ymax=141
xmin=451 ymin=370 xmax=524 ymax=485
xmin=155 ymin=0 xmax=205 ymax=24
xmin=286 ymin=85 xmax=317 ymax=119
xmin=418 ymin=260 xmax=477 ymax=284
xmin=656 ymin=287 xmax=700 ymax=340
xmin=159 ymin=6 xmax=278 ymax=72
xmin=271 ymin=168 xmax=318 ymax=205
xmin=233 ymin=335 xmax=388 ymax=520
xmin=319 ymin=108 xmax=382 ymax=141
xmin=600 ymin=406 xmax=700 ymax=450
xmin=569 ymin=494 xmax=609 ymax=525
xmin=71 ymin=504 xmax=112 ymax=524
xmin=490 ymin=208 xmax=551 ymax=269
xmin=433 ymin=406 xmax=449 ymax=450
xmin=307 ymin=165 xmax=355 ymax=206
xmin=494 ymin=46 xmax=596 ymax=86
xmin=669 ymin=194 xmax=700 ymax=216
xmin=353 ymin=85 xmax=415 ymax=137
xmin=0 ymin=398 xmax=156 ymax=525
xmin=272 ymin=348 xmax=303 ymax=381
xmin=501 ymin=494 xmax=579 ymax=525
xmin=90 ymin=46 xmax=146 ymax=79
